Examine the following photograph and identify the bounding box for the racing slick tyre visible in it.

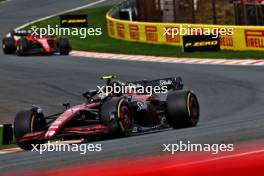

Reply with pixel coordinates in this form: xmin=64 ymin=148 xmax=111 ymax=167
xmin=2 ymin=37 xmax=16 ymax=54
xmin=14 ymin=108 xmax=47 ymax=150
xmin=165 ymin=90 xmax=199 ymax=129
xmin=100 ymin=97 xmax=134 ymax=136
xmin=16 ymin=38 xmax=28 ymax=56
xmin=59 ymin=37 xmax=71 ymax=55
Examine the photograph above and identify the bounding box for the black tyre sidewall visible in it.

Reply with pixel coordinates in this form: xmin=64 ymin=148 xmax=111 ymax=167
xmin=2 ymin=37 xmax=16 ymax=54
xmin=165 ymin=90 xmax=199 ymax=129
xmin=14 ymin=109 xmax=46 ymax=150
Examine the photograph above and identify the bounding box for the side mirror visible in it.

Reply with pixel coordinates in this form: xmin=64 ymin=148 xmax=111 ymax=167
xmin=62 ymin=102 xmax=70 ymax=109
xmin=82 ymin=90 xmax=98 ymax=101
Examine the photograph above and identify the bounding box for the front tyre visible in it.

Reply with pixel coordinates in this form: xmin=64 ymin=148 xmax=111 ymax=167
xmin=165 ymin=90 xmax=199 ymax=129
xmin=2 ymin=37 xmax=16 ymax=54
xmin=14 ymin=108 xmax=46 ymax=150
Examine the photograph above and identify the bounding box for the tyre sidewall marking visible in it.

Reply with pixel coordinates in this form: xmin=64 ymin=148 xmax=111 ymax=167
xmin=30 ymin=114 xmax=36 ymax=132
xmin=187 ymin=92 xmax=191 ymax=117
xmin=117 ymin=99 xmax=125 ymax=132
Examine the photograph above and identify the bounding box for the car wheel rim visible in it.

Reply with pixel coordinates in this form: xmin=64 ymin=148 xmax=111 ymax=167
xmin=120 ymin=106 xmax=132 ymax=131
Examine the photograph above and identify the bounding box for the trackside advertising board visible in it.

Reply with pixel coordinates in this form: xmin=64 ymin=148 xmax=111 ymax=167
xmin=106 ymin=14 xmax=264 ymax=51
xmin=182 ymin=35 xmax=220 ymax=52
xmin=60 ymin=15 xmax=88 ymax=27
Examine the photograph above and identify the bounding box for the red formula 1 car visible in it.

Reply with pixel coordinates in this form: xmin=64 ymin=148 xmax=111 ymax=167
xmin=14 ymin=76 xmax=200 ymax=150
xmin=2 ymin=30 xmax=71 ymax=56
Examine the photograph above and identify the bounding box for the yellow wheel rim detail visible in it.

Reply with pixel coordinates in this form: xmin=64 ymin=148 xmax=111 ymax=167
xmin=187 ymin=93 xmax=191 ymax=117
xmin=30 ymin=114 xmax=36 ymax=132
xmin=117 ymin=99 xmax=125 ymax=132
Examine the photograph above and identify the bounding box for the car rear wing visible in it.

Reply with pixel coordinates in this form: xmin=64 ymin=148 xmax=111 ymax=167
xmin=11 ymin=30 xmax=33 ymax=36
xmin=129 ymin=77 xmax=184 ymax=90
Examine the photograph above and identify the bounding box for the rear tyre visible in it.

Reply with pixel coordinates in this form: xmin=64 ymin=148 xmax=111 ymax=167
xmin=165 ymin=90 xmax=199 ymax=129
xmin=16 ymin=38 xmax=28 ymax=56
xmin=14 ymin=108 xmax=47 ymax=150
xmin=100 ymin=97 xmax=134 ymax=136
xmin=59 ymin=37 xmax=71 ymax=55
xmin=2 ymin=37 xmax=16 ymax=54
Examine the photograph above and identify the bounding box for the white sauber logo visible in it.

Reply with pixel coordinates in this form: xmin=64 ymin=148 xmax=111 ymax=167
xmin=159 ymin=80 xmax=172 ymax=86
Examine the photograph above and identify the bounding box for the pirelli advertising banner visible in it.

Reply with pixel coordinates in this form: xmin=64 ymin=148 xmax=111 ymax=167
xmin=106 ymin=15 xmax=264 ymax=51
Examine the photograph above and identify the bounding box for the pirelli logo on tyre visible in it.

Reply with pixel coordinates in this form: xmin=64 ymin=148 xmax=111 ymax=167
xmin=182 ymin=35 xmax=220 ymax=52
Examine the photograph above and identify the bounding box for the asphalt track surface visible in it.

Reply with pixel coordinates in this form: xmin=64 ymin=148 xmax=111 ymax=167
xmin=0 ymin=0 xmax=264 ymax=173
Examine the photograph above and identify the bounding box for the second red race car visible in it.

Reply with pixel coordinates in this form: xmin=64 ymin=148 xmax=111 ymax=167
xmin=2 ymin=30 xmax=71 ymax=56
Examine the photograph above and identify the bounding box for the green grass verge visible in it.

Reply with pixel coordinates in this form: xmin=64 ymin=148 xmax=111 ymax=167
xmin=25 ymin=5 xmax=263 ymax=59
xmin=0 ymin=144 xmax=17 ymax=149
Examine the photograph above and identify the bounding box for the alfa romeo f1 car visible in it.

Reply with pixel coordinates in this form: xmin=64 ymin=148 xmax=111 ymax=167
xmin=2 ymin=30 xmax=71 ymax=56
xmin=14 ymin=76 xmax=200 ymax=150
